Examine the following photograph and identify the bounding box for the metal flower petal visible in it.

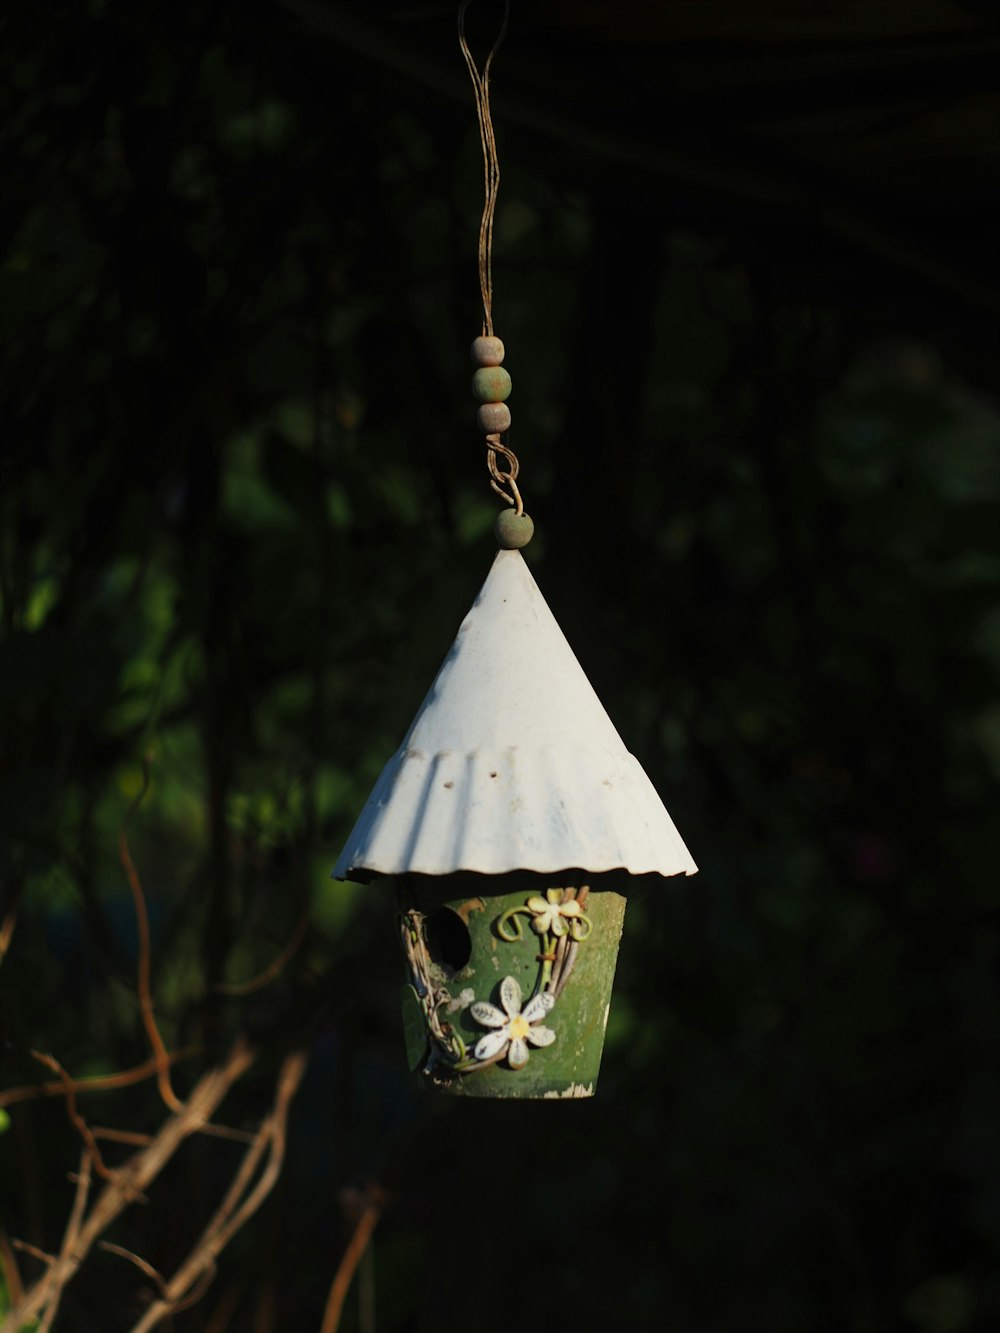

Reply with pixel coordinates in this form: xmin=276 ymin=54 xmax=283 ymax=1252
xmin=526 ymin=1024 xmax=555 ymax=1047
xmin=521 ymin=991 xmax=555 ymax=1024
xmin=473 ymin=1029 xmax=510 ymax=1061
xmin=499 ymin=974 xmax=522 ymax=1018
xmin=507 ymin=1037 xmax=530 ymax=1070
xmin=470 ymin=1000 xmax=507 ymax=1028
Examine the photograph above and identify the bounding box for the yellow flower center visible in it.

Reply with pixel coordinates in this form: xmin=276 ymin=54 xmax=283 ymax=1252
xmin=508 ymin=1015 xmax=530 ymax=1041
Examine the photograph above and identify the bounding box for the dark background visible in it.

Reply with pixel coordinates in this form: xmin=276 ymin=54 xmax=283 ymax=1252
xmin=2 ymin=1 xmax=999 ymax=1329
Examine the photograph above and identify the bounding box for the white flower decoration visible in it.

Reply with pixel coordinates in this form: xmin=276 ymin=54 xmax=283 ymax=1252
xmin=470 ymin=976 xmax=556 ymax=1070
xmin=526 ymin=887 xmax=588 ymax=938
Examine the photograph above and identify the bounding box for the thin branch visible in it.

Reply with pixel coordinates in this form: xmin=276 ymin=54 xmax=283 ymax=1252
xmin=216 ymin=910 xmax=309 ymax=996
xmin=36 ymin=1153 xmax=92 ymax=1333
xmin=0 ymin=882 xmax=22 ymax=969
xmin=31 ymin=1053 xmax=111 ymax=1182
xmin=118 ymin=752 xmax=181 ymax=1111
xmin=204 ymin=1283 xmax=243 ymax=1333
xmin=1 ymin=1040 xmax=256 ymax=1333
xmin=0 ymin=1050 xmax=196 ymax=1111
xmin=197 ymin=1123 xmax=257 ymax=1145
xmin=99 ymin=1243 xmax=166 ymax=1293
xmin=319 ymin=1187 xmax=385 ymax=1333
xmin=91 ymin=1127 xmax=155 ymax=1147
xmin=253 ymin=1276 xmax=276 ymax=1333
xmin=126 ymin=1050 xmax=308 ymax=1333
xmin=10 ymin=1241 xmax=55 ymax=1268
xmin=62 ymin=1154 xmax=93 ymax=1258
xmin=0 ymin=1227 xmax=24 ymax=1306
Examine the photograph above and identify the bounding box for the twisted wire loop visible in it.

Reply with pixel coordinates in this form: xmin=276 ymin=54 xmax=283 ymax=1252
xmin=398 ymin=910 xmax=506 ymax=1075
xmin=486 ymin=435 xmax=522 ymax=513
xmin=457 ymin=0 xmax=509 ymax=338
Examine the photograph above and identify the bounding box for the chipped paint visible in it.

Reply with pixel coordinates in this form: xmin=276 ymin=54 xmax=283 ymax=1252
xmin=455 ymin=896 xmax=486 ymax=926
xmin=543 ymin=1082 xmax=595 ymax=1099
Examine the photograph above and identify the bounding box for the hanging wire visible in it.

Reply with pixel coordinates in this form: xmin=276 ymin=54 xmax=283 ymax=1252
xmin=458 ymin=0 xmax=509 ymax=338
xmin=459 ymin=0 xmax=524 ymax=515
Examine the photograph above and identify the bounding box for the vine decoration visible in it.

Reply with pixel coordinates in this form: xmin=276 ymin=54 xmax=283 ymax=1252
xmin=399 ymin=885 xmax=592 ymax=1076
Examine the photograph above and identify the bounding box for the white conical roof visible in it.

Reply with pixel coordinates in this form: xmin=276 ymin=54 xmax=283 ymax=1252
xmin=333 ymin=550 xmax=697 ymax=881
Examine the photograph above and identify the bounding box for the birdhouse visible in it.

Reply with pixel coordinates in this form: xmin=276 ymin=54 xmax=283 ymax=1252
xmin=332 ymin=549 xmax=697 ymax=1099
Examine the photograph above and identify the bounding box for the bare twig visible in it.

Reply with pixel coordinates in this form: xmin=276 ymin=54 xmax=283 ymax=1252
xmin=253 ymin=1277 xmax=276 ymax=1333
xmin=10 ymin=1241 xmax=55 ymax=1268
xmin=91 ymin=1127 xmax=155 ymax=1147
xmin=126 ymin=1050 xmax=307 ymax=1333
xmin=31 ymin=1053 xmax=111 ymax=1182
xmin=99 ymin=1243 xmax=166 ymax=1293
xmin=0 ymin=1227 xmax=24 ymax=1306
xmin=62 ymin=1153 xmax=93 ymax=1257
xmin=36 ymin=1152 xmax=92 ymax=1333
xmin=0 ymin=1050 xmax=196 ymax=1111
xmin=320 ymin=1186 xmax=385 ymax=1333
xmin=198 ymin=1123 xmax=257 ymax=1145
xmin=118 ymin=752 xmax=181 ymax=1112
xmin=0 ymin=882 xmax=22 ymax=969
xmin=216 ymin=909 xmax=309 ymax=996
xmin=204 ymin=1283 xmax=243 ymax=1333
xmin=1 ymin=1039 xmax=256 ymax=1333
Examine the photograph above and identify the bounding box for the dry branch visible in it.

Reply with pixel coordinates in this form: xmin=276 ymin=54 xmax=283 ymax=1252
xmin=31 ymin=1053 xmax=111 ymax=1182
xmin=0 ymin=1051 xmax=195 ymax=1111
xmin=0 ymin=1040 xmax=256 ymax=1333
xmin=127 ymin=1049 xmax=308 ymax=1333
xmin=0 ymin=1227 xmax=24 ymax=1306
xmin=216 ymin=909 xmax=309 ymax=996
xmin=35 ymin=1153 xmax=92 ymax=1333
xmin=118 ymin=754 xmax=181 ymax=1111
xmin=320 ymin=1186 xmax=385 ymax=1333
xmin=0 ymin=883 xmax=21 ymax=970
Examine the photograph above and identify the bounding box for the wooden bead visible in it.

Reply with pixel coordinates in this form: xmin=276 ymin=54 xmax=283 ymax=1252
xmin=477 ymin=402 xmax=511 ymax=433
xmin=472 ymin=366 xmax=511 ymax=403
xmin=494 ymin=508 xmax=534 ymax=549
xmin=471 ymin=335 xmax=505 ymax=366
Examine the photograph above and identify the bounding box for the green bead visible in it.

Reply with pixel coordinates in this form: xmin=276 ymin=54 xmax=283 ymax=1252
xmin=494 ymin=508 xmax=534 ymax=549
xmin=472 ymin=366 xmax=512 ymax=403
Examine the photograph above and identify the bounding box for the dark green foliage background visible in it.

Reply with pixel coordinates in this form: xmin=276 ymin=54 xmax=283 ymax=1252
xmin=2 ymin=2 xmax=999 ymax=1330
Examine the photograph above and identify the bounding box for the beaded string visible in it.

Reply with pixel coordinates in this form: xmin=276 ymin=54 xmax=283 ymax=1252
xmin=458 ymin=0 xmax=533 ymax=549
